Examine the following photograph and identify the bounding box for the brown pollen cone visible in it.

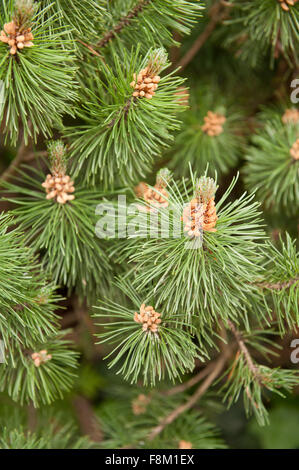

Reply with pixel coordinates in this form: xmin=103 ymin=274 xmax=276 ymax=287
xmin=31 ymin=350 xmax=52 ymax=367
xmin=183 ymin=177 xmax=218 ymax=237
xmin=278 ymin=0 xmax=298 ymax=12
xmin=0 ymin=20 xmax=33 ymax=55
xmin=175 ymin=86 xmax=189 ymax=107
xmin=178 ymin=440 xmax=193 ymax=449
xmin=282 ymin=108 xmax=299 ymax=125
xmin=183 ymin=197 xmax=218 ymax=236
xmin=135 ymin=169 xmax=170 ymax=210
xmin=134 ymin=304 xmax=162 ymax=333
xmin=202 ymin=111 xmax=226 ymax=137
xmin=134 ymin=182 xmax=149 ymax=199
xmin=182 ymin=199 xmax=206 ymax=238
xmin=143 ymin=184 xmax=168 ymax=209
xmin=130 ymin=66 xmax=160 ymax=99
xmin=42 ymin=174 xmax=75 ymax=204
xmin=290 ymin=139 xmax=299 ymax=161
xmin=132 ymin=394 xmax=151 ymax=416
xmin=202 ymin=197 xmax=218 ymax=232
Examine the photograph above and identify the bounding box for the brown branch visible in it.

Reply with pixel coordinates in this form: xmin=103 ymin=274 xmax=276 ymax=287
xmin=107 ymin=96 xmax=136 ymax=128
xmin=73 ymin=395 xmax=103 ymax=442
xmin=72 ymin=296 xmax=102 ymax=357
xmin=148 ymin=351 xmax=229 ymax=441
xmin=164 ymin=322 xmax=232 ymax=397
xmin=96 ymin=0 xmax=151 ymax=49
xmin=77 ymin=39 xmax=102 ymax=57
xmin=27 ymin=402 xmax=37 ymax=432
xmin=1 ymin=122 xmax=32 ymax=182
xmin=169 ymin=31 xmax=182 ymax=66
xmin=227 ymin=320 xmax=261 ymax=381
xmin=176 ymin=1 xmax=231 ymax=71
xmin=164 ymin=362 xmax=215 ymax=396
xmin=255 ymin=276 xmax=299 ymax=291
xmin=23 ymin=150 xmax=48 ymax=162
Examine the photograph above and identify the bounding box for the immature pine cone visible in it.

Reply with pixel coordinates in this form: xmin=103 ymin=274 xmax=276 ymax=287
xmin=278 ymin=0 xmax=298 ymax=11
xmin=31 ymin=350 xmax=52 ymax=367
xmin=134 ymin=304 xmax=162 ymax=333
xmin=183 ymin=177 xmax=218 ymax=237
xmin=282 ymin=108 xmax=299 ymax=125
xmin=0 ymin=20 xmax=33 ymax=55
xmin=132 ymin=394 xmax=151 ymax=415
xmin=290 ymin=139 xmax=299 ymax=160
xmin=202 ymin=111 xmax=226 ymax=137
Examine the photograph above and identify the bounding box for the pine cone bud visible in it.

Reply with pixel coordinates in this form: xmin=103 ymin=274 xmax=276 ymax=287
xmin=135 ymin=169 xmax=170 ymax=210
xmin=277 ymin=0 xmax=298 ymax=11
xmin=31 ymin=349 xmax=52 ymax=367
xmin=282 ymin=108 xmax=299 ymax=125
xmin=175 ymin=86 xmax=189 ymax=107
xmin=290 ymin=139 xmax=299 ymax=160
xmin=132 ymin=394 xmax=151 ymax=415
xmin=202 ymin=111 xmax=226 ymax=137
xmin=134 ymin=182 xmax=149 ymax=199
xmin=178 ymin=440 xmax=193 ymax=449
xmin=147 ymin=48 xmax=167 ymax=76
xmin=130 ymin=49 xmax=166 ymax=99
xmin=143 ymin=185 xmax=169 ymax=209
xmin=0 ymin=1 xmax=35 ymax=54
xmin=47 ymin=140 xmax=67 ymax=175
xmin=195 ymin=176 xmax=218 ymax=204
xmin=42 ymin=141 xmax=75 ymax=204
xmin=183 ymin=177 xmax=218 ymax=237
xmin=156 ymin=167 xmax=171 ymax=189
xmin=134 ymin=304 xmax=162 ymax=333
xmin=0 ymin=19 xmax=34 ymax=54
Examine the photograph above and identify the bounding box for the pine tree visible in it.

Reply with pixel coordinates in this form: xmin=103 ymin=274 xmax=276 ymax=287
xmin=0 ymin=0 xmax=299 ymax=450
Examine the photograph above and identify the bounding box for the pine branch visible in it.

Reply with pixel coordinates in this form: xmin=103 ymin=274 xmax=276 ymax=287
xmin=23 ymin=150 xmax=48 ymax=162
xmin=255 ymin=276 xmax=299 ymax=291
xmin=170 ymin=82 xmax=244 ymax=176
xmin=1 ymin=122 xmax=32 ymax=182
xmin=221 ymin=323 xmax=299 ymax=425
xmin=107 ymin=96 xmax=136 ymax=128
xmin=254 ymin=234 xmax=299 ymax=332
xmin=148 ymin=351 xmax=229 ymax=441
xmin=97 ymin=0 xmax=151 ymax=48
xmin=0 ymin=2 xmax=78 ymax=145
xmin=244 ymin=112 xmax=299 ymax=212
xmin=78 ymin=0 xmax=203 ymax=58
xmin=224 ymin=0 xmax=299 ymax=66
xmin=176 ymin=0 xmax=231 ymax=71
xmin=77 ymin=38 xmax=102 ymax=57
xmin=227 ymin=320 xmax=261 ymax=381
xmin=1 ymin=159 xmax=113 ymax=303
xmin=65 ymin=47 xmax=186 ymax=185
xmin=73 ymin=395 xmax=103 ymax=443
xmin=164 ymin=359 xmax=221 ymax=396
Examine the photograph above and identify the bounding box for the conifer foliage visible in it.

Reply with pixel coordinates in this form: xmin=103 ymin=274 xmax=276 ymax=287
xmin=0 ymin=0 xmax=298 ymax=451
